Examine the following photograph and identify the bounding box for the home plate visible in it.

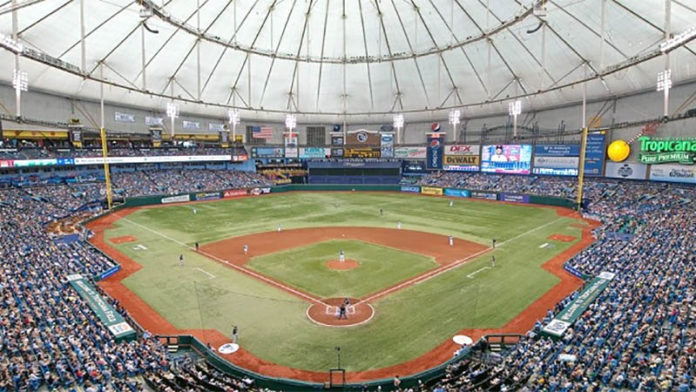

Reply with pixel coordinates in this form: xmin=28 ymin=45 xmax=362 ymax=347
xmin=453 ymin=335 xmax=473 ymax=346
xmin=218 ymin=343 xmax=240 ymax=354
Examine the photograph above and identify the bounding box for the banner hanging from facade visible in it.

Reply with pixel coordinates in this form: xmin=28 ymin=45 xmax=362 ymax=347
xmin=284 ymin=133 xmax=298 ymax=158
xmin=380 ymin=133 xmax=394 ymax=158
xmin=426 ymin=136 xmax=444 ymax=170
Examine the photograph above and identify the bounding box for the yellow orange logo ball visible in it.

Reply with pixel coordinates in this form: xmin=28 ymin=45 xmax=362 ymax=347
xmin=607 ymin=140 xmax=631 ymax=162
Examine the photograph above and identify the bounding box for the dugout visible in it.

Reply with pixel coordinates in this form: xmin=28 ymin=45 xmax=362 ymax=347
xmin=307 ymin=160 xmax=401 ymax=184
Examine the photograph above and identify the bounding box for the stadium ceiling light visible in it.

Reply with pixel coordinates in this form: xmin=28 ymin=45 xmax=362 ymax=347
xmin=393 ymin=113 xmax=404 ymax=129
xmin=448 ymin=110 xmax=460 ymax=125
xmin=448 ymin=110 xmax=461 ymax=143
xmin=166 ymin=102 xmax=179 ymax=119
xmin=285 ymin=114 xmax=297 ymax=131
xmin=660 ymin=26 xmax=696 ymax=53
xmin=166 ymin=102 xmax=179 ymax=137
xmin=0 ymin=34 xmax=23 ymax=53
xmin=13 ymin=69 xmax=28 ymax=117
xmin=508 ymin=100 xmax=522 ymax=116
xmin=656 ymin=69 xmax=672 ymax=92
xmin=228 ymin=109 xmax=240 ymax=127
xmin=12 ymin=69 xmax=28 ymax=92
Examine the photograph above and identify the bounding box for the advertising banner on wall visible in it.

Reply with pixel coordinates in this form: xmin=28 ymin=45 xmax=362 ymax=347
xmin=182 ymin=120 xmax=200 ymax=130
xmin=420 ymin=186 xmax=443 ymax=196
xmin=638 ymin=136 xmax=696 ymax=164
xmin=284 ymin=133 xmax=298 ymax=158
xmin=331 ymin=148 xmax=344 ymax=158
xmin=471 ymin=191 xmax=498 ymax=200
xmin=481 ymin=145 xmax=532 ymax=174
xmin=532 ymin=144 xmax=580 ymax=176
xmin=150 ymin=129 xmax=162 ymax=147
xmin=299 ymin=147 xmax=330 ymax=159
xmin=344 ymin=148 xmax=381 ymax=158
xmin=443 ymin=144 xmax=480 ymax=172
xmin=649 ymin=164 xmax=696 ymax=184
xmin=500 ymin=193 xmax=531 ymax=203
xmin=67 ymin=274 xmax=136 ymax=342
xmin=114 ymin=112 xmax=136 ymax=123
xmin=605 ymin=162 xmax=648 ymax=180
xmin=426 ymin=136 xmax=444 ymax=170
xmin=400 ymin=185 xmax=421 ymax=193
xmin=346 ymin=130 xmax=380 ymax=146
xmin=381 ymin=133 xmax=395 ymax=158
xmin=145 ymin=116 xmax=164 ymax=126
xmin=583 ymin=133 xmax=606 ymax=177
xmin=444 ymin=188 xmax=470 ymax=198
xmin=395 ymin=147 xmax=427 ymax=159
xmin=251 ymin=147 xmax=285 ymax=158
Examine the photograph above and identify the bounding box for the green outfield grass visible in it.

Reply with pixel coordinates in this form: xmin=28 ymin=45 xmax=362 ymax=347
xmin=103 ymin=192 xmax=586 ymax=372
xmin=246 ymin=239 xmax=437 ymax=298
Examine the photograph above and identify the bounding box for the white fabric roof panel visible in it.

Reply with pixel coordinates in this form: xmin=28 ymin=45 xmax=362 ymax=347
xmin=0 ymin=0 xmax=694 ymax=124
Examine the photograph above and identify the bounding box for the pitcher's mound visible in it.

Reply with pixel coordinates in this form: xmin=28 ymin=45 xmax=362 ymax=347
xmin=325 ymin=259 xmax=359 ymax=271
xmin=307 ymin=297 xmax=374 ymax=327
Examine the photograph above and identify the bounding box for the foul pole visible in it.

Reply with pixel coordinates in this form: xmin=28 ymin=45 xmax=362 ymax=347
xmin=99 ymin=64 xmax=113 ymax=210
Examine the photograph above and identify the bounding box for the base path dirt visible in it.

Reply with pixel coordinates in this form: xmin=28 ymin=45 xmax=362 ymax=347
xmin=86 ymin=199 xmax=600 ymax=384
xmin=326 ymin=259 xmax=360 ymax=271
xmin=200 ymin=227 xmax=488 ymax=268
xmin=110 ymin=235 xmax=138 ymax=244
xmin=548 ymin=234 xmax=577 ymax=242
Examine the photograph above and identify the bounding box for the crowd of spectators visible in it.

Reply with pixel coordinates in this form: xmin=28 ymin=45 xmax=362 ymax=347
xmin=429 ymin=180 xmax=696 ymax=392
xmin=0 ymin=145 xmax=246 ymax=160
xmin=2 ymin=166 xmax=696 ymax=391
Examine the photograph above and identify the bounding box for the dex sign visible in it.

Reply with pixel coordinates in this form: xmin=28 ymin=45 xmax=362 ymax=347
xmin=638 ymin=136 xmax=696 ymax=164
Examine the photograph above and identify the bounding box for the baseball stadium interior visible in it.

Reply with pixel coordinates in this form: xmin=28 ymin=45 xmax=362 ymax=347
xmin=1 ymin=1 xmax=696 ymax=391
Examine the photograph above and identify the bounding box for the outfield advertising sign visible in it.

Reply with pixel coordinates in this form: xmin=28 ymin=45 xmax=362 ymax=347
xmin=381 ymin=134 xmax=395 ymax=158
xmin=194 ymin=192 xmax=221 ymax=201
xmin=223 ymin=189 xmax=248 ymax=198
xmin=426 ymin=137 xmax=444 ymax=170
xmin=395 ymin=147 xmax=427 ymax=159
xmin=299 ymin=147 xmax=330 ymax=159
xmin=401 ymin=185 xmax=421 ymax=193
xmin=649 ymin=164 xmax=696 ymax=184
xmin=443 ymin=145 xmax=480 ymax=172
xmin=532 ymin=144 xmax=580 ymax=176
xmin=605 ymin=162 xmax=648 ymax=180
xmin=420 ymin=186 xmax=443 ymax=196
xmin=471 ymin=191 xmax=497 ymax=200
xmin=500 ymin=193 xmax=530 ymax=203
xmin=638 ymin=136 xmax=696 ymax=164
xmin=542 ymin=272 xmax=615 ymax=338
xmin=67 ymin=274 xmax=136 ymax=342
xmin=583 ymin=133 xmax=606 ymax=176
xmin=444 ymin=188 xmax=470 ymax=198
xmin=161 ymin=194 xmax=190 ymax=204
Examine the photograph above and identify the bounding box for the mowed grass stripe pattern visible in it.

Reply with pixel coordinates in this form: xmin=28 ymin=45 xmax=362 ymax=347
xmin=105 ymin=192 xmax=584 ymax=372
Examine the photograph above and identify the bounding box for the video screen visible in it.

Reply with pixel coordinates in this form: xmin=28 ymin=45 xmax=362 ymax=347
xmin=480 ymin=144 xmax=532 ymax=174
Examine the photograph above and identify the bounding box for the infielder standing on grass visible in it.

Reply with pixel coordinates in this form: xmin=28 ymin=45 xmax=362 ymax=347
xmin=379 ymin=208 xmax=383 ymax=216
xmin=179 ymin=254 xmax=184 ymax=267
xmin=491 ymin=256 xmax=496 ymax=268
xmin=193 ymin=208 xmax=197 ymax=215
xmin=243 ymin=244 xmax=248 ymax=255
xmin=449 ymin=235 xmax=454 ymax=246
xmin=397 ymin=221 xmax=402 ymax=230
xmin=277 ymin=224 xmax=282 ymax=232
xmin=449 ymin=200 xmax=454 ymax=207
xmin=232 ymin=325 xmax=238 ymax=344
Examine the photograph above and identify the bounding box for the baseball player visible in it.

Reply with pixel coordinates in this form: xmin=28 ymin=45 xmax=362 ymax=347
xmin=179 ymin=254 xmax=184 ymax=267
xmin=338 ymin=303 xmax=348 ymax=319
xmin=243 ymin=244 xmax=248 ymax=255
xmin=491 ymin=256 xmax=496 ymax=268
xmin=449 ymin=200 xmax=453 ymax=207
xmin=192 ymin=208 xmax=197 ymax=215
xmin=339 ymin=249 xmax=345 ymax=263
xmin=449 ymin=235 xmax=454 ymax=247
xmin=379 ymin=208 xmax=383 ymax=216
xmin=492 ymin=238 xmax=497 ymax=248
xmin=194 ymin=242 xmax=199 ymax=251
xmin=277 ymin=224 xmax=282 ymax=232
xmin=397 ymin=221 xmax=402 ymax=230
xmin=232 ymin=325 xmax=238 ymax=344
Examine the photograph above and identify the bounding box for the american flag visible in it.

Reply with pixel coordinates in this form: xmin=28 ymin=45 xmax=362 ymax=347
xmin=252 ymin=126 xmax=273 ymax=139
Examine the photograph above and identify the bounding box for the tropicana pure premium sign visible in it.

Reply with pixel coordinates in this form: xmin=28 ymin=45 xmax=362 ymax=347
xmin=638 ymin=136 xmax=696 ymax=165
